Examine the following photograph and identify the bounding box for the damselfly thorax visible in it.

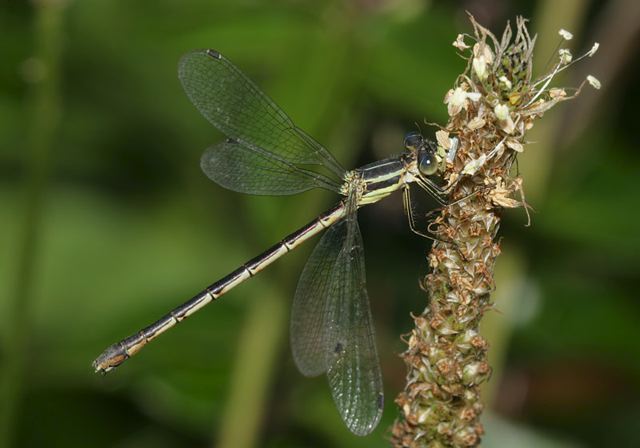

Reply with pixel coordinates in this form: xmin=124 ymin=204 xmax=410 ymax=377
xmin=93 ymin=49 xmax=449 ymax=437
xmin=349 ymin=136 xmax=440 ymax=206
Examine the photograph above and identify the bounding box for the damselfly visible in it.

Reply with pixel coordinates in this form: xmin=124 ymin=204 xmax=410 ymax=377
xmin=93 ymin=49 xmax=451 ymax=436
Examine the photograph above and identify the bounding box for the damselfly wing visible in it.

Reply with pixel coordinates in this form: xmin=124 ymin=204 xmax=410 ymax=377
xmin=94 ymin=49 xmax=446 ymax=436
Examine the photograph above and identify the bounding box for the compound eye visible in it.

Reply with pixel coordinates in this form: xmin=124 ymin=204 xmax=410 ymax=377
xmin=418 ymin=150 xmax=438 ymax=176
xmin=403 ymin=131 xmax=423 ymax=150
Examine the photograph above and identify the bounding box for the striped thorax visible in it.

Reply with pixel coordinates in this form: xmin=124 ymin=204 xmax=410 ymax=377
xmin=340 ymin=132 xmax=441 ymax=207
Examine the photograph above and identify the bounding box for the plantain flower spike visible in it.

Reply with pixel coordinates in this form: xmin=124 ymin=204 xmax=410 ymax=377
xmin=391 ymin=14 xmax=599 ymax=447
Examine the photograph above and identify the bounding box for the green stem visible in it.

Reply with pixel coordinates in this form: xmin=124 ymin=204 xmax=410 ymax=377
xmin=215 ymin=285 xmax=287 ymax=448
xmin=0 ymin=2 xmax=64 ymax=447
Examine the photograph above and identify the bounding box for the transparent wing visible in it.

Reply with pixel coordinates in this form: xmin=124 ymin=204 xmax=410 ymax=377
xmin=179 ymin=50 xmax=345 ymax=179
xmin=325 ymin=213 xmax=383 ymax=436
xmin=201 ymin=139 xmax=341 ymax=195
xmin=291 ymin=216 xmax=348 ymax=376
xmin=291 ymin=194 xmax=383 ymax=434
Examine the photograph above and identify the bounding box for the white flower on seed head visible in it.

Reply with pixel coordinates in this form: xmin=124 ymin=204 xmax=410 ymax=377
xmin=452 ymin=34 xmax=470 ymax=50
xmin=559 ymin=48 xmax=573 ymax=64
xmin=473 ymin=42 xmax=494 ymax=65
xmin=450 ymin=87 xmax=467 ymax=104
xmin=494 ymin=103 xmax=509 ymax=121
xmin=494 ymin=103 xmax=516 ymax=133
xmin=447 ymin=88 xmax=467 ymax=115
xmin=588 ymin=42 xmax=600 ymax=57
xmin=467 ymin=92 xmax=481 ymax=101
xmin=559 ymin=28 xmax=573 ymax=40
xmin=498 ymin=75 xmax=512 ymax=90
xmin=445 ymin=87 xmax=481 ymax=116
xmin=587 ymin=75 xmax=601 ymax=89
xmin=473 ymin=55 xmax=488 ymax=81
xmin=462 ymin=154 xmax=487 ymax=176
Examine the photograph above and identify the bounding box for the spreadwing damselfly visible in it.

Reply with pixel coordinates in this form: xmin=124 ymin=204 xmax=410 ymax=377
xmin=93 ymin=49 xmax=451 ymax=436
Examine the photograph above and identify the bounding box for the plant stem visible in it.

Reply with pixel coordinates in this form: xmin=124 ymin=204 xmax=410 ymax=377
xmin=0 ymin=2 xmax=64 ymax=447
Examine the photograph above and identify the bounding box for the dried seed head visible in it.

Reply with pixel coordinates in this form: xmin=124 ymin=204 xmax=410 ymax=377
xmin=392 ymin=14 xmax=598 ymax=447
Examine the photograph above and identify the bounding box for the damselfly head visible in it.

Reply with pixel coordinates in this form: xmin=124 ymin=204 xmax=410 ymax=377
xmin=403 ymin=131 xmax=424 ymax=151
xmin=404 ymin=131 xmax=438 ymax=177
xmin=417 ymin=142 xmax=438 ymax=176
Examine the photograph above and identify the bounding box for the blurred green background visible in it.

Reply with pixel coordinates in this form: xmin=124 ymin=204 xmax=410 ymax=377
xmin=1 ymin=0 xmax=638 ymax=447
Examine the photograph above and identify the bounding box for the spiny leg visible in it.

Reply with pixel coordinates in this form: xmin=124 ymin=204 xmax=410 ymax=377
xmin=403 ymin=186 xmax=429 ymax=238
xmin=402 ymin=186 xmax=448 ymax=243
xmin=414 ymin=177 xmax=447 ymax=206
xmin=417 ymin=172 xmax=486 ymax=208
